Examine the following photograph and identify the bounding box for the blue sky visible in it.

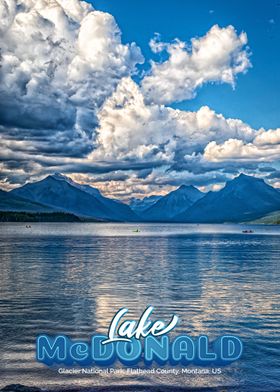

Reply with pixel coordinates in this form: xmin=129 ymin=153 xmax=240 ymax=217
xmin=89 ymin=0 xmax=280 ymax=129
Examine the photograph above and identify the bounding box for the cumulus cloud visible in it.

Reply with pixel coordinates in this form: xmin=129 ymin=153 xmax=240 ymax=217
xmin=204 ymin=128 xmax=280 ymax=162
xmin=142 ymin=25 xmax=251 ymax=104
xmin=85 ymin=76 xmax=276 ymax=194
xmin=0 ymin=0 xmax=143 ymax=152
xmin=254 ymin=128 xmax=280 ymax=145
xmin=93 ymin=77 xmax=255 ymax=163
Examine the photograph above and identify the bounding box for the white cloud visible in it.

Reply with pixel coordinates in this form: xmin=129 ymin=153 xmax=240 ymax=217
xmin=254 ymin=128 xmax=280 ymax=145
xmin=142 ymin=25 xmax=251 ymax=104
xmin=204 ymin=128 xmax=280 ymax=162
xmin=89 ymin=76 xmax=280 ymax=194
xmin=0 ymin=0 xmax=143 ymax=143
xmin=93 ymin=77 xmax=255 ymax=163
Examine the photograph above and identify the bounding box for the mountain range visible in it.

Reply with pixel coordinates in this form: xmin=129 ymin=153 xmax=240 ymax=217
xmin=10 ymin=173 xmax=137 ymax=222
xmin=141 ymin=185 xmax=203 ymax=221
xmin=175 ymin=174 xmax=280 ymax=223
xmin=129 ymin=195 xmax=162 ymax=214
xmin=1 ymin=173 xmax=280 ymax=223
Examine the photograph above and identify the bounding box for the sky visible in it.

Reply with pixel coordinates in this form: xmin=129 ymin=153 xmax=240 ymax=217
xmin=0 ymin=0 xmax=279 ymax=199
xmin=90 ymin=0 xmax=280 ymax=130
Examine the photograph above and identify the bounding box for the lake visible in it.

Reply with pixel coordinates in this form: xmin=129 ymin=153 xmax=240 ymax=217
xmin=0 ymin=223 xmax=279 ymax=391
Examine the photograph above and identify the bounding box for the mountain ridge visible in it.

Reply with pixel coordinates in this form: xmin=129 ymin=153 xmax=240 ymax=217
xmin=175 ymin=174 xmax=280 ymax=223
xmin=141 ymin=184 xmax=204 ymax=221
xmin=10 ymin=174 xmax=137 ymax=222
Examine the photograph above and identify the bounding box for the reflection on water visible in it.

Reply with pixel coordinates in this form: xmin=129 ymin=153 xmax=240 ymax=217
xmin=0 ymin=223 xmax=279 ymax=391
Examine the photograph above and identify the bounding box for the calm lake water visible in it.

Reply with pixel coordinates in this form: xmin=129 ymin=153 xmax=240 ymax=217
xmin=0 ymin=223 xmax=279 ymax=391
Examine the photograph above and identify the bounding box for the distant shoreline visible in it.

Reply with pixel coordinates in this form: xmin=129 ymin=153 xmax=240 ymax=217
xmin=0 ymin=211 xmax=103 ymax=223
xmin=0 ymin=384 xmax=240 ymax=392
xmin=0 ymin=212 xmax=279 ymax=225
